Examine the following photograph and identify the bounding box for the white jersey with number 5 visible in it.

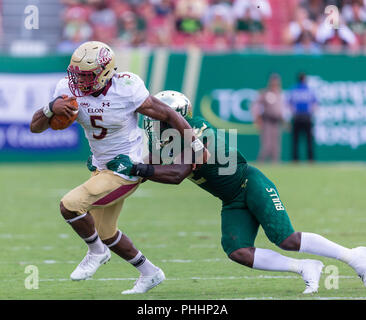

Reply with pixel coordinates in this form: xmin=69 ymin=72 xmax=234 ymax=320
xmin=53 ymin=72 xmax=149 ymax=180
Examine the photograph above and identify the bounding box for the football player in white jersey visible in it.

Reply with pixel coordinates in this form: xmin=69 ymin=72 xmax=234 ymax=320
xmin=30 ymin=41 xmax=208 ymax=294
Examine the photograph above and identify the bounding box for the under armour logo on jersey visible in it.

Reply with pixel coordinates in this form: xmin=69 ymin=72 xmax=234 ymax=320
xmin=102 ymin=102 xmax=110 ymax=107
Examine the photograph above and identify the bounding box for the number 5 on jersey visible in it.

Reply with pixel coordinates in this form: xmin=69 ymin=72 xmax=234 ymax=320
xmin=90 ymin=115 xmax=108 ymax=140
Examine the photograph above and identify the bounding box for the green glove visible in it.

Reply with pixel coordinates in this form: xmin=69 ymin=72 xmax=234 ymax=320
xmin=106 ymin=154 xmax=135 ymax=176
xmin=87 ymin=154 xmax=96 ymax=172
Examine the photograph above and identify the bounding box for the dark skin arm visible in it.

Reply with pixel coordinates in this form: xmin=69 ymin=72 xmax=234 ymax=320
xmin=136 ymin=95 xmax=196 ymax=143
xmin=30 ymin=95 xmax=78 ymax=133
xmin=136 ymin=95 xmax=210 ymax=166
xmin=30 ymin=108 xmax=51 ymax=133
xmin=148 ymin=163 xmax=193 ymax=185
xmin=144 ymin=151 xmax=193 ymax=185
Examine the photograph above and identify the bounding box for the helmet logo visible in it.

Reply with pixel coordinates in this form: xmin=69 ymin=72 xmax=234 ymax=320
xmin=175 ymin=105 xmax=188 ymax=117
xmin=97 ymin=47 xmax=112 ymax=66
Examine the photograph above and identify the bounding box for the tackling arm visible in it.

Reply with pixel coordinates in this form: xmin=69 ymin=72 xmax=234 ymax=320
xmin=136 ymin=95 xmax=196 ymax=142
xmin=136 ymin=95 xmax=209 ymax=165
xmin=147 ymin=163 xmax=192 ymax=185
xmin=106 ymin=152 xmax=193 ymax=185
xmin=143 ymin=151 xmax=192 ymax=185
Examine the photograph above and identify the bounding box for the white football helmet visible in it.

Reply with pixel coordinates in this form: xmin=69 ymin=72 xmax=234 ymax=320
xmin=67 ymin=41 xmax=116 ymax=97
xmin=154 ymin=90 xmax=192 ymax=119
xmin=144 ymin=90 xmax=193 ymax=147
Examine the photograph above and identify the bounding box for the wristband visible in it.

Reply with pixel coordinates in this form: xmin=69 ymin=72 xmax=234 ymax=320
xmin=49 ymin=95 xmax=64 ymax=113
xmin=191 ymin=138 xmax=204 ymax=152
xmin=43 ymin=95 xmax=63 ymax=118
xmin=131 ymin=163 xmax=155 ymax=177
xmin=42 ymin=104 xmax=54 ymax=118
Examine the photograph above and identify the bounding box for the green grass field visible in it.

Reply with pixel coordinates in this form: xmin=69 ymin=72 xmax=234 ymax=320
xmin=1 ymin=162 xmax=366 ymax=300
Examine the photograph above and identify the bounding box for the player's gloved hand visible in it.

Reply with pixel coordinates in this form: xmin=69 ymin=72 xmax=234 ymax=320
xmin=86 ymin=155 xmax=96 ymax=172
xmin=106 ymin=154 xmax=134 ymax=176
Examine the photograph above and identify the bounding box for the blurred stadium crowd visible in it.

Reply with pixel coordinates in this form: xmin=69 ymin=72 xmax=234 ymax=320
xmin=1 ymin=0 xmax=366 ymax=53
xmin=56 ymin=0 xmax=366 ymax=53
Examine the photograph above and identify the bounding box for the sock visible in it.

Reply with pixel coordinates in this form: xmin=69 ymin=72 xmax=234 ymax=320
xmin=83 ymin=230 xmax=105 ymax=254
xmin=299 ymin=232 xmax=352 ymax=263
xmin=253 ymin=248 xmax=303 ymax=274
xmin=128 ymin=251 xmax=159 ymax=276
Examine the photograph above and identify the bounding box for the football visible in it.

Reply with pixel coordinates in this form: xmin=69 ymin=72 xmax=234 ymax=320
xmin=50 ymin=97 xmax=78 ymax=130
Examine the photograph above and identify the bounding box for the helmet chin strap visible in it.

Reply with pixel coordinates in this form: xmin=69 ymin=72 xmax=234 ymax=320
xmin=91 ymin=78 xmax=112 ymax=97
xmin=91 ymin=87 xmax=105 ymax=97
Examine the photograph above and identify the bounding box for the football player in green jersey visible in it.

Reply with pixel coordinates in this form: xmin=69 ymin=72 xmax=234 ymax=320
xmin=106 ymin=90 xmax=366 ymax=294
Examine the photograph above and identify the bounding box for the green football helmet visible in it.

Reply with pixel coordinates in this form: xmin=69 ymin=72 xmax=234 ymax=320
xmin=144 ymin=90 xmax=192 ymax=148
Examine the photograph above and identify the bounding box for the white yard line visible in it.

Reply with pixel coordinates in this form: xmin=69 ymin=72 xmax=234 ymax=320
xmin=31 ymin=275 xmax=357 ymax=282
xmin=0 ymin=234 xmax=33 ymax=239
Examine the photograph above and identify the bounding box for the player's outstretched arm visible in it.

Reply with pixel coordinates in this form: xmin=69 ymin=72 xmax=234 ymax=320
xmin=147 ymin=163 xmax=192 ymax=185
xmin=136 ymin=95 xmax=195 ymax=141
xmin=144 ymin=152 xmax=193 ymax=184
xmin=136 ymin=95 xmax=210 ymax=166
xmin=30 ymin=96 xmax=78 ymax=133
xmin=106 ymin=153 xmax=192 ymax=185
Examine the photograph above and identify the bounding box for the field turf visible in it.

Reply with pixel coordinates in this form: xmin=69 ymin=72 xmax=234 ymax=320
xmin=1 ymin=162 xmax=366 ymax=300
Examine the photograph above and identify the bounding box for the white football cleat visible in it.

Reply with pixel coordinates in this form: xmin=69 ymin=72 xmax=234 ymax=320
xmin=348 ymin=246 xmax=366 ymax=286
xmin=300 ymin=259 xmax=324 ymax=294
xmin=122 ymin=268 xmax=165 ymax=294
xmin=70 ymin=246 xmax=111 ymax=281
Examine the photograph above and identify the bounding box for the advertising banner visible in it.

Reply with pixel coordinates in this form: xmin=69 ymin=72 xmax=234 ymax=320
xmin=170 ymin=53 xmax=366 ymax=162
xmin=1 ymin=51 xmax=366 ymax=162
xmin=0 ymin=72 xmax=85 ymax=162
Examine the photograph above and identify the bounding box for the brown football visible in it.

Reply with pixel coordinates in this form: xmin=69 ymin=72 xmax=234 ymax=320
xmin=50 ymin=97 xmax=78 ymax=130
